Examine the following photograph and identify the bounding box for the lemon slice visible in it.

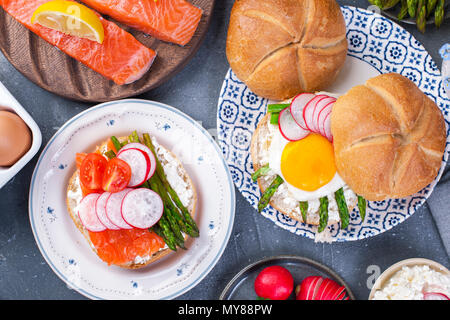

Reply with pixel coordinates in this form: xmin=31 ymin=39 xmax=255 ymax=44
xmin=31 ymin=0 xmax=104 ymax=44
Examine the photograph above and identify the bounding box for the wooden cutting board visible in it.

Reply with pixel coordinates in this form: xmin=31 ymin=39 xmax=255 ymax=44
xmin=0 ymin=0 xmax=215 ymax=102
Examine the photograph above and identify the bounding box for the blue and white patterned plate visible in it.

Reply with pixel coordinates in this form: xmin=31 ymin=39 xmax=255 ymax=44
xmin=217 ymin=6 xmax=450 ymax=242
xmin=29 ymin=100 xmax=235 ymax=299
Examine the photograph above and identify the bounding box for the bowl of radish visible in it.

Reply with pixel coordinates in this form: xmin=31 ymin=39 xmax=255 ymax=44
xmin=219 ymin=255 xmax=354 ymax=300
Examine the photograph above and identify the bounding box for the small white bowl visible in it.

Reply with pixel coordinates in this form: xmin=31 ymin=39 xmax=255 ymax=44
xmin=369 ymin=258 xmax=450 ymax=300
xmin=0 ymin=81 xmax=42 ymax=189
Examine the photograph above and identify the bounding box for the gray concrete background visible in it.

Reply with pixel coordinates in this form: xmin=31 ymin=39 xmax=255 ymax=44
xmin=0 ymin=0 xmax=449 ymax=300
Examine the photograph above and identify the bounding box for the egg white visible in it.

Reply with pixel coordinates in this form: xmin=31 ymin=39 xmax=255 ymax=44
xmin=267 ymin=124 xmax=346 ymax=202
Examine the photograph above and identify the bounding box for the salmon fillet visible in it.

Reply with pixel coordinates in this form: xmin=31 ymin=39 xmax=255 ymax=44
xmin=0 ymin=0 xmax=156 ymax=85
xmin=80 ymin=0 xmax=203 ymax=46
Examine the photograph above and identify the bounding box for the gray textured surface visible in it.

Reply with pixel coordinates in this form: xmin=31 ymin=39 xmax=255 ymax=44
xmin=0 ymin=0 xmax=449 ymax=300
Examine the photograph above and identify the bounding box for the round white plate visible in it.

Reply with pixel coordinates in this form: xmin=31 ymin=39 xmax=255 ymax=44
xmin=216 ymin=6 xmax=450 ymax=242
xmin=29 ymin=99 xmax=235 ymax=299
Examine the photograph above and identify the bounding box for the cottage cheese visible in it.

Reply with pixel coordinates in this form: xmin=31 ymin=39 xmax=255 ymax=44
xmin=372 ymin=265 xmax=450 ymax=300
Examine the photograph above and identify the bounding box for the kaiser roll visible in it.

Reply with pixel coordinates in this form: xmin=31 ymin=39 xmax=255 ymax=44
xmin=331 ymin=73 xmax=447 ymax=201
xmin=226 ymin=0 xmax=348 ymax=101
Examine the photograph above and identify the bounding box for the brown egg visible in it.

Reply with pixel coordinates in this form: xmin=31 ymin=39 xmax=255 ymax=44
xmin=0 ymin=110 xmax=32 ymax=166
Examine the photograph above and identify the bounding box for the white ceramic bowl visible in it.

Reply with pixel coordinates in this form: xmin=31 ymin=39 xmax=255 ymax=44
xmin=369 ymin=258 xmax=450 ymax=300
xmin=0 ymin=81 xmax=42 ymax=189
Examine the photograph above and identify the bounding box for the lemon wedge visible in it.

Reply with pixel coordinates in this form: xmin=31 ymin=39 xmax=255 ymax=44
xmin=31 ymin=0 xmax=104 ymax=44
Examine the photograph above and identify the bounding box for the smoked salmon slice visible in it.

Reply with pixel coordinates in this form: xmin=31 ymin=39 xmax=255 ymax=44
xmin=80 ymin=0 xmax=203 ymax=46
xmin=0 ymin=0 xmax=156 ymax=85
xmin=89 ymin=229 xmax=165 ymax=266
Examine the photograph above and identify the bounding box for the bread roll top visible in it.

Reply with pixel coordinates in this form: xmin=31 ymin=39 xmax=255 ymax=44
xmin=226 ymin=0 xmax=347 ymax=100
xmin=331 ymin=73 xmax=446 ymax=201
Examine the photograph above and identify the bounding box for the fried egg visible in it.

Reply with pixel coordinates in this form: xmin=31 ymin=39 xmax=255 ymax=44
xmin=268 ymin=127 xmax=346 ymax=202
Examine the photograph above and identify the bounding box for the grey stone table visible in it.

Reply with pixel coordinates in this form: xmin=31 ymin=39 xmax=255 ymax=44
xmin=0 ymin=0 xmax=449 ymax=300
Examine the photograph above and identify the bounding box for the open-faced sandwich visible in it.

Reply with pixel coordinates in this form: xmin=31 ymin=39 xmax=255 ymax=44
xmin=251 ymin=73 xmax=446 ymax=236
xmin=66 ymin=131 xmax=198 ymax=269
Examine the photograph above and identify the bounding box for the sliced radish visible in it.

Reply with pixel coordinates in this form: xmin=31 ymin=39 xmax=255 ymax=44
xmin=121 ymin=188 xmax=164 ymax=229
xmin=318 ymin=107 xmax=332 ymax=137
xmin=322 ymin=112 xmax=333 ymax=141
xmin=105 ymin=188 xmax=133 ymax=229
xmin=302 ymin=95 xmax=326 ymax=131
xmin=117 ymin=148 xmax=150 ymax=187
xmin=289 ymin=93 xmax=316 ymax=130
xmin=95 ymin=192 xmax=120 ymax=230
xmin=78 ymin=193 xmax=106 ymax=232
xmin=118 ymin=142 xmax=156 ymax=180
xmin=278 ymin=107 xmax=309 ymax=141
xmin=313 ymin=97 xmax=335 ymax=133
xmin=423 ymin=292 xmax=450 ymax=300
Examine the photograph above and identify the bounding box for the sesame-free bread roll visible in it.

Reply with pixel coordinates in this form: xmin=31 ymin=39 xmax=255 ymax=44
xmin=226 ymin=0 xmax=348 ymax=101
xmin=331 ymin=73 xmax=446 ymax=201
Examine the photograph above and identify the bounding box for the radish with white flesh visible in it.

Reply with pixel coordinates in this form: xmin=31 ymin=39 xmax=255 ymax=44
xmin=289 ymin=93 xmax=315 ymax=130
xmin=105 ymin=188 xmax=133 ymax=229
xmin=78 ymin=193 xmax=106 ymax=232
xmin=121 ymin=188 xmax=164 ymax=229
xmin=318 ymin=105 xmax=332 ymax=137
xmin=95 ymin=192 xmax=120 ymax=230
xmin=278 ymin=107 xmax=309 ymax=141
xmin=117 ymin=148 xmax=150 ymax=187
xmin=313 ymin=97 xmax=335 ymax=133
xmin=423 ymin=292 xmax=450 ymax=300
xmin=118 ymin=142 xmax=156 ymax=180
xmin=301 ymin=95 xmax=325 ymax=130
xmin=323 ymin=112 xmax=333 ymax=141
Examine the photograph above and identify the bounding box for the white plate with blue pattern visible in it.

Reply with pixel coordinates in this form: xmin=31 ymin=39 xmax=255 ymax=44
xmin=29 ymin=99 xmax=235 ymax=299
xmin=216 ymin=6 xmax=450 ymax=242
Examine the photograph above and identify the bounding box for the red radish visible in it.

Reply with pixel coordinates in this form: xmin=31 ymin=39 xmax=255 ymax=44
xmin=323 ymin=112 xmax=333 ymax=142
xmin=105 ymin=188 xmax=133 ymax=229
xmin=117 ymin=148 xmax=150 ymax=187
xmin=289 ymin=93 xmax=316 ymax=130
xmin=296 ymin=276 xmax=349 ymax=300
xmin=423 ymin=292 xmax=450 ymax=300
xmin=302 ymin=95 xmax=327 ymax=131
xmin=278 ymin=108 xmax=310 ymax=141
xmin=313 ymin=97 xmax=335 ymax=133
xmin=254 ymin=266 xmax=294 ymax=300
xmin=118 ymin=142 xmax=156 ymax=180
xmin=78 ymin=193 xmax=106 ymax=232
xmin=317 ymin=105 xmax=333 ymax=137
xmin=121 ymin=188 xmax=164 ymax=229
xmin=95 ymin=192 xmax=120 ymax=230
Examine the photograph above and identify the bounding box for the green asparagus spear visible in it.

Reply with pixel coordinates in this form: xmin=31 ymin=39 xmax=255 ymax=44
xmin=398 ymin=0 xmax=409 ymax=19
xmin=318 ymin=197 xmax=329 ymax=233
xmin=252 ymin=164 xmax=270 ymax=182
xmin=383 ymin=0 xmax=401 ymax=9
xmin=270 ymin=112 xmax=280 ymax=125
xmin=149 ymin=177 xmax=186 ymax=249
xmin=334 ymin=188 xmax=349 ymax=230
xmin=357 ymin=196 xmax=367 ymax=222
xmin=142 ymin=133 xmax=199 ymax=233
xmin=104 ymin=150 xmax=116 ymax=159
xmin=416 ymin=0 xmax=427 ymax=33
xmin=435 ymin=0 xmax=445 ymax=27
xmin=427 ymin=0 xmax=438 ymax=16
xmin=257 ymin=175 xmax=284 ymax=212
xmin=267 ymin=104 xmax=290 ymax=113
xmin=369 ymin=0 xmax=385 ymax=8
xmin=129 ymin=130 xmax=141 ymax=143
xmin=299 ymin=201 xmax=308 ymax=224
xmin=110 ymin=136 xmax=123 ymax=152
xmin=153 ymin=173 xmax=199 ymax=238
xmin=408 ymin=0 xmax=418 ymax=17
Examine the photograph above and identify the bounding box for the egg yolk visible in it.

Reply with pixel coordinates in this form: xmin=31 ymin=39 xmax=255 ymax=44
xmin=281 ymin=133 xmax=336 ymax=191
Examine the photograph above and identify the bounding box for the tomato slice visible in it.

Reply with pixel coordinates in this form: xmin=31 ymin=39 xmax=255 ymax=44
xmin=102 ymin=157 xmax=132 ymax=193
xmin=79 ymin=153 xmax=107 ymax=191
